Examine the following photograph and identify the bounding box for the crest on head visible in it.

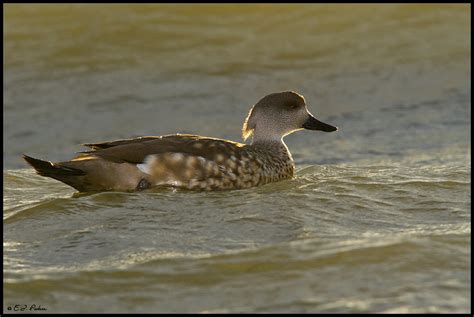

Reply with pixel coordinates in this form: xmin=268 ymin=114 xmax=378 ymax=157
xmin=242 ymin=91 xmax=306 ymax=141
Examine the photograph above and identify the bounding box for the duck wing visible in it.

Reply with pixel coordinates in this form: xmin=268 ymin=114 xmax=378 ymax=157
xmin=82 ymin=136 xmax=162 ymax=150
xmin=75 ymin=134 xmax=246 ymax=164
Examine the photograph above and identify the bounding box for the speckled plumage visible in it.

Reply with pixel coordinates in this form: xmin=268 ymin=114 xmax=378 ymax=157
xmin=23 ymin=91 xmax=337 ymax=192
xmin=150 ymin=137 xmax=295 ymax=190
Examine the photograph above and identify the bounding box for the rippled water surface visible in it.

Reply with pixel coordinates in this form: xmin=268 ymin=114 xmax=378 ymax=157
xmin=4 ymin=4 xmax=471 ymax=313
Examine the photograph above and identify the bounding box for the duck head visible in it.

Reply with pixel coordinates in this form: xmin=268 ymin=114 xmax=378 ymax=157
xmin=242 ymin=91 xmax=337 ymax=143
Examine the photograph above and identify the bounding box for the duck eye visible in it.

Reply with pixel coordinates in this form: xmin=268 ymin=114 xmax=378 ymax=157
xmin=287 ymin=103 xmax=299 ymax=110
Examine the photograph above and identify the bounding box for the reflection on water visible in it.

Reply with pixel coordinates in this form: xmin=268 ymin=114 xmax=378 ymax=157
xmin=3 ymin=3 xmax=471 ymax=313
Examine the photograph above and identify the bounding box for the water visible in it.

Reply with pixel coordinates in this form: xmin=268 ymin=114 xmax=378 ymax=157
xmin=3 ymin=4 xmax=471 ymax=313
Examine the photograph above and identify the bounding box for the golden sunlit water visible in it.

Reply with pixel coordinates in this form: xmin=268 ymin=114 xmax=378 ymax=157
xmin=3 ymin=4 xmax=471 ymax=313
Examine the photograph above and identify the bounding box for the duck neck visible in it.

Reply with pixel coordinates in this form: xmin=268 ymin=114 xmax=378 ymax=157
xmin=250 ymin=135 xmax=294 ymax=175
xmin=251 ymin=134 xmax=291 ymax=158
xmin=249 ymin=126 xmax=294 ymax=162
xmin=251 ymin=135 xmax=284 ymax=147
xmin=250 ymin=126 xmax=285 ymax=145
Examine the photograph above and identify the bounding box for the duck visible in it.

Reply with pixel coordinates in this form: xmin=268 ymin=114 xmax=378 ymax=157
xmin=23 ymin=91 xmax=337 ymax=192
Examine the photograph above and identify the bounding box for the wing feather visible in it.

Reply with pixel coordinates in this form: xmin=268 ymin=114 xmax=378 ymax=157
xmin=75 ymin=134 xmax=246 ymax=164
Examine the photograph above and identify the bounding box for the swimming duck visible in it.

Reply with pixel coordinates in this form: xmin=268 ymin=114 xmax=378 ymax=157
xmin=23 ymin=91 xmax=337 ymax=192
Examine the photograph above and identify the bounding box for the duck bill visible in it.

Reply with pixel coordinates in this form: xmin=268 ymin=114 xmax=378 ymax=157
xmin=302 ymin=115 xmax=338 ymax=132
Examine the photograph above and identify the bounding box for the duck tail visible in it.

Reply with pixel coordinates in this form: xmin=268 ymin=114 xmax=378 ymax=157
xmin=22 ymin=155 xmax=86 ymax=177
